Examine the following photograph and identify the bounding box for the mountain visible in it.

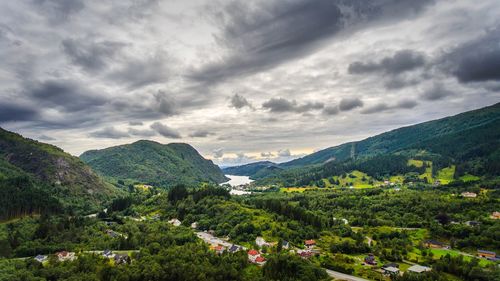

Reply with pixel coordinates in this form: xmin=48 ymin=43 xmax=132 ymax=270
xmin=230 ymin=103 xmax=500 ymax=184
xmin=222 ymin=161 xmax=281 ymax=178
xmin=282 ymin=102 xmax=500 ymax=167
xmin=80 ymin=140 xmax=228 ymax=187
xmin=0 ymin=127 xmax=118 ymax=219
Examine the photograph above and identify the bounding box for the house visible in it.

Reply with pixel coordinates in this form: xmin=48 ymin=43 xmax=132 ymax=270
xmin=34 ymin=255 xmax=47 ymax=263
xmin=106 ymin=229 xmax=117 ymax=237
xmin=168 ymin=218 xmax=181 ymax=226
xmin=256 ymin=237 xmax=269 ymax=248
xmin=364 ymin=254 xmax=377 ymax=265
xmin=382 ymin=263 xmax=399 ymax=269
xmin=490 ymin=212 xmax=500 ymax=220
xmin=461 ymin=192 xmax=477 ymax=198
xmin=466 ymin=221 xmax=480 ymax=227
xmin=102 ymin=250 xmax=115 ymax=259
xmin=297 ymin=249 xmax=313 ymax=259
xmin=255 ymin=256 xmax=266 ymax=265
xmin=282 ymin=240 xmax=290 ymax=249
xmin=424 ymin=240 xmax=449 ymax=249
xmin=304 ymin=239 xmax=316 ymax=249
xmin=228 ymin=245 xmax=241 ymax=253
xmin=407 ymin=265 xmax=431 ymax=273
xmin=247 ymin=249 xmax=259 ymax=262
xmin=383 ymin=266 xmax=400 ymax=276
xmin=215 ymin=245 xmax=225 ymax=255
xmin=191 ymin=222 xmax=198 ymax=229
xmin=477 ymin=250 xmax=496 ymax=259
xmin=114 ymin=253 xmax=130 ymax=265
xmin=56 ymin=251 xmax=75 ymax=262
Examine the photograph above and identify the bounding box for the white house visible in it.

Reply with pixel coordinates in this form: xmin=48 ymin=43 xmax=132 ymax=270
xmin=168 ymin=218 xmax=182 ymax=226
xmin=256 ymin=237 xmax=269 ymax=248
xmin=407 ymin=265 xmax=431 ymax=273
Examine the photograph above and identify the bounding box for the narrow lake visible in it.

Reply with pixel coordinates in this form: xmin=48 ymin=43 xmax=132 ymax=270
xmin=221 ymin=175 xmax=253 ymax=195
xmin=222 ymin=175 xmax=254 ymax=187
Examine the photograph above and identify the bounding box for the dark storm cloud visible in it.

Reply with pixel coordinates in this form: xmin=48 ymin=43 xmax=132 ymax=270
xmin=339 ymin=97 xmax=363 ymax=111
xmin=348 ymin=50 xmax=426 ymax=75
xmin=33 ymin=0 xmax=85 ymax=24
xmin=322 ymin=106 xmax=339 ymax=116
xmin=230 ymin=94 xmax=252 ymax=109
xmin=0 ymin=102 xmax=39 ymax=122
xmin=360 ymin=99 xmax=417 ymax=114
xmin=442 ymin=27 xmax=500 ymax=83
xmin=150 ymin=122 xmax=181 ymax=139
xmin=361 ymin=103 xmax=390 ymax=114
xmin=89 ymin=126 xmax=130 ymax=139
xmin=189 ymin=130 xmax=214 ymax=138
xmin=191 ymin=0 xmax=434 ymax=83
xmin=262 ymin=98 xmax=324 ymax=113
xmin=154 ymin=91 xmax=179 ymax=116
xmin=26 ymin=79 xmax=107 ymax=112
xmin=128 ymin=127 xmax=157 ymax=137
xmin=61 ymin=38 xmax=124 ymax=72
xmin=107 ymin=51 xmax=172 ymax=89
xmin=421 ymin=83 xmax=454 ymax=101
xmin=396 ymin=99 xmax=418 ymax=109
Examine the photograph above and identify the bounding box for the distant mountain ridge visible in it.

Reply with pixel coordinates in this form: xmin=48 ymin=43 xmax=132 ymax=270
xmin=80 ymin=140 xmax=228 ymax=186
xmin=0 ymin=127 xmax=118 ymax=219
xmin=226 ymin=102 xmax=500 ymax=179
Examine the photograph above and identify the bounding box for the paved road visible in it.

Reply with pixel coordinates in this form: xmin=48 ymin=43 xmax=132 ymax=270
xmin=325 ymin=269 xmax=370 ymax=281
xmin=195 ymin=232 xmax=246 ymax=250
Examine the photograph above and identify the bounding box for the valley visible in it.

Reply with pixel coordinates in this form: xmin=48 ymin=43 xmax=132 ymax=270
xmin=0 ymin=103 xmax=499 ymax=281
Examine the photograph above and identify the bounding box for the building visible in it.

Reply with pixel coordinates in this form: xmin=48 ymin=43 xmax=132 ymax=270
xmin=191 ymin=222 xmax=198 ymax=229
xmin=168 ymin=218 xmax=182 ymax=226
xmin=34 ymin=255 xmax=47 ymax=263
xmin=248 ymin=249 xmax=259 ymax=263
xmin=256 ymin=237 xmax=269 ymax=248
xmin=102 ymin=250 xmax=115 ymax=259
xmin=424 ymin=240 xmax=449 ymax=249
xmin=56 ymin=251 xmax=76 ymax=262
xmin=228 ymin=245 xmax=241 ymax=253
xmin=297 ymin=249 xmax=313 ymax=259
xmin=282 ymin=240 xmax=290 ymax=249
xmin=461 ymin=192 xmax=477 ymax=198
xmin=364 ymin=254 xmax=377 ymax=265
xmin=383 ymin=266 xmax=400 ymax=276
xmin=255 ymin=256 xmax=266 ymax=265
xmin=477 ymin=250 xmax=496 ymax=259
xmin=466 ymin=221 xmax=480 ymax=227
xmin=407 ymin=265 xmax=431 ymax=273
xmin=490 ymin=212 xmax=500 ymax=220
xmin=114 ymin=254 xmax=130 ymax=265
xmin=215 ymin=245 xmax=225 ymax=255
xmin=304 ymin=239 xmax=316 ymax=249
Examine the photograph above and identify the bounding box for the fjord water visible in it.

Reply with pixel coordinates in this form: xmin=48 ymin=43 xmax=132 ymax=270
xmin=222 ymin=175 xmax=254 ymax=187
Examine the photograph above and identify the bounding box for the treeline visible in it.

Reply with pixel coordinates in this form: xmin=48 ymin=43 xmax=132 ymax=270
xmin=267 ymin=154 xmax=427 ymax=187
xmin=0 ymin=176 xmax=62 ymax=221
xmin=248 ymin=198 xmax=331 ymax=229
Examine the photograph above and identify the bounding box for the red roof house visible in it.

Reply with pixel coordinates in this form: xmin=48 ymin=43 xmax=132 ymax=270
xmin=248 ymin=249 xmax=259 ymax=256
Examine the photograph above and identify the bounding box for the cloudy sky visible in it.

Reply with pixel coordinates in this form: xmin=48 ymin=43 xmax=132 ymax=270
xmin=1 ymin=0 xmax=499 ymax=166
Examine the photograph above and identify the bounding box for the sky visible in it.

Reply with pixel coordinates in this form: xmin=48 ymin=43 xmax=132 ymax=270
xmin=0 ymin=0 xmax=499 ymax=166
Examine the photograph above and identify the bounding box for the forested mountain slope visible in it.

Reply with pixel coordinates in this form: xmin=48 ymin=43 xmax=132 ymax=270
xmin=0 ymin=127 xmax=118 ymax=219
xmin=283 ymin=102 xmax=500 ymax=167
xmin=80 ymin=140 xmax=228 ymax=186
